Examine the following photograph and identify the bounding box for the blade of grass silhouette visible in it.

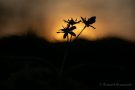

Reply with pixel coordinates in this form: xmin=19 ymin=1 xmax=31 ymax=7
xmin=74 ymin=25 xmax=86 ymax=41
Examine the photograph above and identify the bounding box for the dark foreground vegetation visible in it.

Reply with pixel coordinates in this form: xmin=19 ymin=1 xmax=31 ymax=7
xmin=0 ymin=34 xmax=134 ymax=90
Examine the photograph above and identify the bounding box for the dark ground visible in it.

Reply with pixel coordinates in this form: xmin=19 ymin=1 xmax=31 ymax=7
xmin=0 ymin=34 xmax=135 ymax=90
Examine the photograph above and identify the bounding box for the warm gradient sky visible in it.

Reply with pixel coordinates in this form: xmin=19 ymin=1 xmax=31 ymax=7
xmin=0 ymin=0 xmax=135 ymax=42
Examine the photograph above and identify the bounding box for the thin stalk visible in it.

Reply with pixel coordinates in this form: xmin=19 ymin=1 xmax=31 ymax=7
xmin=74 ymin=26 xmax=86 ymax=41
xmin=58 ymin=34 xmax=71 ymax=89
xmin=59 ymin=34 xmax=70 ymax=76
xmin=90 ymin=25 xmax=96 ymax=29
xmin=70 ymin=35 xmax=73 ymax=42
xmin=66 ymin=34 xmax=70 ymax=43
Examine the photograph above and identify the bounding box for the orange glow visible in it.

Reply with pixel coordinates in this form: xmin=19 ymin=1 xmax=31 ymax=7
xmin=39 ymin=14 xmax=109 ymax=43
xmin=47 ymin=13 xmax=98 ymax=42
xmin=50 ymin=17 xmax=101 ymax=42
xmin=36 ymin=0 xmax=134 ymax=43
xmin=0 ymin=0 xmax=134 ymax=43
xmin=31 ymin=0 xmax=132 ymax=43
xmin=52 ymin=19 xmax=86 ymax=42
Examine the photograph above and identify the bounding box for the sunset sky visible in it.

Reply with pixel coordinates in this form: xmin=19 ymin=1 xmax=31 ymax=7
xmin=0 ymin=0 xmax=135 ymax=42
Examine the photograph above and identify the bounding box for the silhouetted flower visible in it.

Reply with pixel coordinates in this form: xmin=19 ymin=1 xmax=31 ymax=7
xmin=57 ymin=24 xmax=76 ymax=39
xmin=64 ymin=18 xmax=81 ymax=26
xmin=81 ymin=16 xmax=96 ymax=29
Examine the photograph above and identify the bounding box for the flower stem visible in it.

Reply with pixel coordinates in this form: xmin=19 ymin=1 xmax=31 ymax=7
xmin=70 ymin=35 xmax=73 ymax=42
xmin=59 ymin=34 xmax=70 ymax=77
xmin=74 ymin=26 xmax=86 ymax=41
xmin=67 ymin=34 xmax=69 ymax=42
xmin=58 ymin=35 xmax=71 ymax=89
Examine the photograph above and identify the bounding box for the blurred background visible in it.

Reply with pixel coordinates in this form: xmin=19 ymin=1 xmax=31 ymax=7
xmin=0 ymin=0 xmax=135 ymax=42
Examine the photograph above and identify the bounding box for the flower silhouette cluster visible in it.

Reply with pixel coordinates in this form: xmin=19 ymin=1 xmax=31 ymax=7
xmin=57 ymin=16 xmax=96 ymax=41
xmin=81 ymin=16 xmax=96 ymax=29
xmin=57 ymin=16 xmax=96 ymax=79
xmin=57 ymin=24 xmax=76 ymax=39
xmin=64 ymin=18 xmax=81 ymax=26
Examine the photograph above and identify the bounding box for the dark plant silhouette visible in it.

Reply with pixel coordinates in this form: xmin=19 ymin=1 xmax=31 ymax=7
xmin=57 ymin=24 xmax=77 ymax=83
xmin=57 ymin=16 xmax=96 ymax=88
xmin=63 ymin=18 xmax=81 ymax=42
xmin=64 ymin=18 xmax=81 ymax=26
xmin=81 ymin=16 xmax=96 ymax=29
xmin=75 ymin=16 xmax=96 ymax=40
xmin=57 ymin=24 xmax=76 ymax=41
